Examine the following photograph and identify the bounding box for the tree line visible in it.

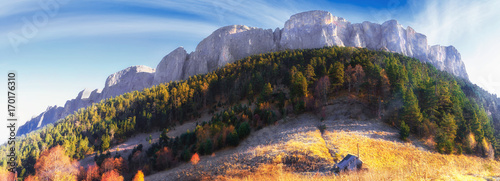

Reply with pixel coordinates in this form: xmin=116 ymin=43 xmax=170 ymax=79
xmin=1 ymin=46 xmax=498 ymax=180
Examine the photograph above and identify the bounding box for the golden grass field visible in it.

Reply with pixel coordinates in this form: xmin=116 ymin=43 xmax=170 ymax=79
xmin=144 ymin=100 xmax=499 ymax=181
xmin=216 ymin=130 xmax=500 ymax=181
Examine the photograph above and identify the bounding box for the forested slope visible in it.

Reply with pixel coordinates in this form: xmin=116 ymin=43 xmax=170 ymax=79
xmin=1 ymin=47 xmax=498 ymax=180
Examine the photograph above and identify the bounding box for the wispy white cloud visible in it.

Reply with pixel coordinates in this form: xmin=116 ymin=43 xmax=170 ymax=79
xmin=110 ymin=0 xmax=384 ymax=28
xmin=0 ymin=0 xmax=39 ymax=19
xmin=41 ymin=15 xmax=219 ymax=38
xmin=408 ymin=0 xmax=500 ymax=96
xmin=2 ymin=0 xmax=394 ymax=51
xmin=113 ymin=0 xmax=296 ymax=28
xmin=410 ymin=0 xmax=500 ymax=45
xmin=1 ymin=15 xmax=220 ymax=52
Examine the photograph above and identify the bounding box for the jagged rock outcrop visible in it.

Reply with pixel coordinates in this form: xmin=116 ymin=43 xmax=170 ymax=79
xmin=276 ymin=11 xmax=467 ymax=80
xmin=88 ymin=89 xmax=102 ymax=102
xmin=153 ymin=47 xmax=188 ymax=85
xmin=428 ymin=45 xmax=468 ymax=78
xmin=101 ymin=65 xmax=155 ymax=99
xmin=280 ymin=10 xmax=346 ymax=49
xmin=176 ymin=10 xmax=468 ymax=81
xmin=183 ymin=25 xmax=277 ymax=79
xmin=62 ymin=89 xmax=93 ymax=117
xmin=18 ymin=10 xmax=469 ymax=136
xmin=17 ymin=106 xmax=64 ymax=135
xmin=18 ymin=66 xmax=155 ymax=135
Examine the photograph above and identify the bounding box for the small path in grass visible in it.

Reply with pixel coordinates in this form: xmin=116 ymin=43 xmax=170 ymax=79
xmin=146 ymin=97 xmax=431 ymax=180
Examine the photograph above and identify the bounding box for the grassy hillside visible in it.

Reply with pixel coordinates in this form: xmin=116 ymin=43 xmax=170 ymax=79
xmin=1 ymin=46 xmax=499 ymax=180
xmin=216 ymin=130 xmax=499 ymax=180
xmin=146 ymin=100 xmax=499 ymax=180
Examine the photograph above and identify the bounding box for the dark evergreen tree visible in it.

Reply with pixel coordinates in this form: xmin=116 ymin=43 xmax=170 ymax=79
xmin=401 ymin=88 xmax=423 ymax=134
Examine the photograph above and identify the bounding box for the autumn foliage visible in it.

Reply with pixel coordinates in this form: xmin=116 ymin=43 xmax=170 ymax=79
xmin=78 ymin=163 xmax=100 ymax=181
xmin=23 ymin=175 xmax=37 ymax=181
xmin=190 ymin=153 xmax=200 ymax=165
xmin=100 ymin=157 xmax=127 ymax=175
xmin=3 ymin=45 xmax=500 ymax=180
xmin=132 ymin=170 xmax=144 ymax=181
xmin=155 ymin=147 xmax=175 ymax=170
xmin=0 ymin=170 xmax=16 ymax=181
xmin=101 ymin=170 xmax=123 ymax=181
xmin=34 ymin=145 xmax=79 ymax=181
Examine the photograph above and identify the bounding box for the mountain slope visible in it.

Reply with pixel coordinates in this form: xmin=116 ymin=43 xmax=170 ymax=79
xmin=18 ymin=10 xmax=469 ymax=136
xmin=3 ymin=46 xmax=498 ymax=180
xmin=146 ymin=107 xmax=499 ymax=180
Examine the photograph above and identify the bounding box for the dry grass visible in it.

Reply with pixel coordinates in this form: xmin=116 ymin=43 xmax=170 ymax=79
xmin=146 ymin=104 xmax=499 ymax=181
xmin=325 ymin=131 xmax=499 ymax=180
xmin=274 ymin=130 xmax=333 ymax=163
xmin=217 ymin=130 xmax=500 ymax=181
xmin=247 ymin=130 xmax=334 ymax=171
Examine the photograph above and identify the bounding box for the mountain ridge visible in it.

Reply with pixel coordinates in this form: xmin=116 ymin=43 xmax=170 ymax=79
xmin=17 ymin=10 xmax=469 ymax=136
xmin=7 ymin=44 xmax=499 ymax=180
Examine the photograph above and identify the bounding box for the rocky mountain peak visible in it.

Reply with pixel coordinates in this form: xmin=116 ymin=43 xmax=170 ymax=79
xmin=17 ymin=10 xmax=470 ymax=136
xmin=76 ymin=88 xmax=92 ymax=100
xmin=105 ymin=65 xmax=155 ymax=88
xmin=101 ymin=65 xmax=155 ymax=99
xmin=285 ymin=10 xmax=336 ymax=28
xmin=184 ymin=24 xmax=277 ymax=78
xmin=154 ymin=47 xmax=188 ymax=85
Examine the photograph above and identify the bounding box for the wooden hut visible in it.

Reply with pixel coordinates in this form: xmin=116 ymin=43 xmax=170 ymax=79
xmin=335 ymin=154 xmax=363 ymax=172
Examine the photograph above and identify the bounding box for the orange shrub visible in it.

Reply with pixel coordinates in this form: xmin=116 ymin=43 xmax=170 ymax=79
xmin=79 ymin=163 xmax=100 ymax=181
xmin=101 ymin=170 xmax=123 ymax=181
xmin=23 ymin=175 xmax=37 ymax=181
xmin=191 ymin=153 xmax=200 ymax=165
xmin=100 ymin=157 xmax=127 ymax=175
xmin=132 ymin=170 xmax=144 ymax=181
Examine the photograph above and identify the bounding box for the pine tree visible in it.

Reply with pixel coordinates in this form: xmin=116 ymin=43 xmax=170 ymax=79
xmin=305 ymin=64 xmax=316 ymax=84
xmin=400 ymin=121 xmax=410 ymax=141
xmin=329 ymin=62 xmax=344 ymax=91
xmin=247 ymin=83 xmax=254 ymax=99
xmin=291 ymin=71 xmax=308 ymax=99
xmin=401 ymin=88 xmax=423 ymax=134
xmin=419 ymin=80 xmax=438 ymax=122
xmin=101 ymin=134 xmax=111 ymax=151
xmin=261 ymin=83 xmax=273 ymax=100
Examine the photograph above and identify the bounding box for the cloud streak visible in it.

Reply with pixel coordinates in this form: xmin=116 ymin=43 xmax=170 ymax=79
xmin=408 ymin=0 xmax=500 ymax=96
xmin=0 ymin=0 xmax=40 ymax=19
xmin=112 ymin=0 xmax=298 ymax=28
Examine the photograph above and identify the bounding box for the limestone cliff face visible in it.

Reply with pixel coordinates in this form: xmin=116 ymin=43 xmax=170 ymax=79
xmin=166 ymin=10 xmax=467 ymax=82
xmin=275 ymin=11 xmax=467 ymax=80
xmin=62 ymin=89 xmax=94 ymax=118
xmin=101 ymin=65 xmax=155 ymax=99
xmin=17 ymin=66 xmax=154 ymax=135
xmin=18 ymin=10 xmax=469 ymax=136
xmin=153 ymin=47 xmax=188 ymax=85
xmin=183 ymin=25 xmax=277 ymax=79
xmin=279 ymin=10 xmax=346 ymax=49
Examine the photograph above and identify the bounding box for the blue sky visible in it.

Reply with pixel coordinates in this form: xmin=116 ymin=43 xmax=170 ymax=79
xmin=1 ymin=0 xmax=500 ymax=144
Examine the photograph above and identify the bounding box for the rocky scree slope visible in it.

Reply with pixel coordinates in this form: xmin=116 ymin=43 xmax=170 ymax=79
xmin=17 ymin=10 xmax=469 ymax=135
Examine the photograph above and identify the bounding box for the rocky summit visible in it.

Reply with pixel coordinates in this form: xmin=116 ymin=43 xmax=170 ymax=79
xmin=17 ymin=10 xmax=469 ymax=135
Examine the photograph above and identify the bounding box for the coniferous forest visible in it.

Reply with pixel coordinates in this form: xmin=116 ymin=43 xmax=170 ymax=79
xmin=1 ymin=47 xmax=499 ymax=180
